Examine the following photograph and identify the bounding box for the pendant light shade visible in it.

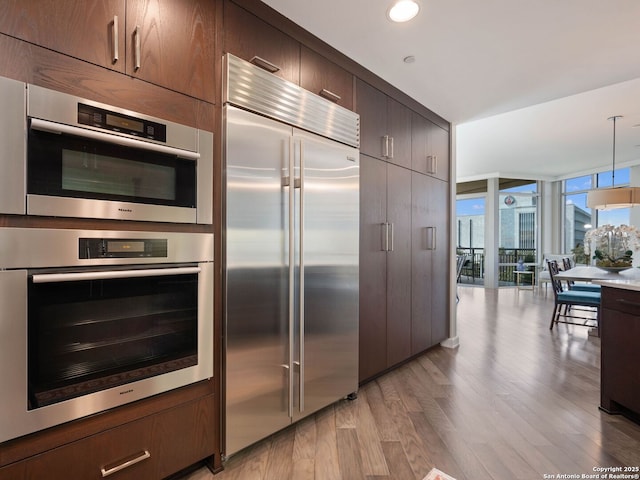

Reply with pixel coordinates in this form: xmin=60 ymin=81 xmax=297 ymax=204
xmin=586 ymin=115 xmax=640 ymax=210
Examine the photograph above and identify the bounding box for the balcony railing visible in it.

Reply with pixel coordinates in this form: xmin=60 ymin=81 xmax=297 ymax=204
xmin=456 ymin=248 xmax=537 ymax=286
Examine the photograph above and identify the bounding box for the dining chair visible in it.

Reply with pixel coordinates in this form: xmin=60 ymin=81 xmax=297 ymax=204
xmin=561 ymin=257 xmax=601 ymax=293
xmin=455 ymin=254 xmax=467 ymax=303
xmin=547 ymin=260 xmax=600 ymax=331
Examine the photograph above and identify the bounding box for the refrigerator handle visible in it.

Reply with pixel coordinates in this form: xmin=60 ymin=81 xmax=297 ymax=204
xmin=287 ymin=136 xmax=295 ymax=419
xmin=298 ymin=138 xmax=305 ymax=414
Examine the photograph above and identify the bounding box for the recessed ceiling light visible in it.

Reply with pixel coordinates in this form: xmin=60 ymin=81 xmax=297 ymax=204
xmin=387 ymin=0 xmax=420 ymax=23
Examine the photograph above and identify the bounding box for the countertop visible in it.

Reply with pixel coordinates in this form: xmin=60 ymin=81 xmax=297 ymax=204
xmin=593 ymin=278 xmax=640 ymax=291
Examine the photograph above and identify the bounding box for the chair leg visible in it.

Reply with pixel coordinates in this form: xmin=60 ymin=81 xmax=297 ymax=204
xmin=550 ymin=305 xmax=559 ymax=330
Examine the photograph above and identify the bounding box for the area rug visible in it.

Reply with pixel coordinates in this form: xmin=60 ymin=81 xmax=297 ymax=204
xmin=422 ymin=467 xmax=457 ymax=480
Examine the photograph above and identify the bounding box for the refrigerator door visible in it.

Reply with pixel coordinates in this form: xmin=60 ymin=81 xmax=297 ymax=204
xmin=224 ymin=106 xmax=293 ymax=455
xmin=292 ymin=129 xmax=359 ymax=421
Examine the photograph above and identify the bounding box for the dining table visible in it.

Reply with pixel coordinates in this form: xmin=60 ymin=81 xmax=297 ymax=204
xmin=555 ymin=265 xmax=640 ymax=282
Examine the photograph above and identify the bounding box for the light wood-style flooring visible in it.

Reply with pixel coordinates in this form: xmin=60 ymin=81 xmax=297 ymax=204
xmin=182 ymin=286 xmax=640 ymax=479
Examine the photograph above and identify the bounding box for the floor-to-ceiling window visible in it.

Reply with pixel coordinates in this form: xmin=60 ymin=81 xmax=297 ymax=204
xmin=498 ymin=182 xmax=538 ymax=285
xmin=456 ymin=197 xmax=485 ymax=284
xmin=563 ymin=169 xmax=630 ymax=263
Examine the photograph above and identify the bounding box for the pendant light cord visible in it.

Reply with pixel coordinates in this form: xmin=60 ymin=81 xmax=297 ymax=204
xmin=609 ymin=115 xmax=622 ymax=187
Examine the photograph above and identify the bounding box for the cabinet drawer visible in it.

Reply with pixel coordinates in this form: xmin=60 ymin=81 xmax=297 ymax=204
xmin=26 ymin=417 xmax=154 ymax=479
xmin=24 ymin=395 xmax=215 ymax=480
xmin=0 ymin=461 xmax=26 ymax=480
xmin=601 ymin=286 xmax=640 ymax=315
xmin=300 ymin=46 xmax=353 ymax=111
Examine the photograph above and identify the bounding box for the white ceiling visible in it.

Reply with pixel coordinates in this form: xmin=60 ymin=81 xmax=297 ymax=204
xmin=260 ymin=0 xmax=640 ymax=182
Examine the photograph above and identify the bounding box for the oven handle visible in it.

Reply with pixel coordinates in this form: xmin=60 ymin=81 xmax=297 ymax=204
xmin=32 ymin=266 xmax=201 ymax=284
xmin=30 ymin=118 xmax=200 ymax=160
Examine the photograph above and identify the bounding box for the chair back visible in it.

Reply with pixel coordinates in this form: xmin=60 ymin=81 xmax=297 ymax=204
xmin=456 ymin=255 xmax=466 ymax=282
xmin=562 ymin=257 xmax=572 ymax=271
xmin=546 ymin=260 xmax=564 ymax=298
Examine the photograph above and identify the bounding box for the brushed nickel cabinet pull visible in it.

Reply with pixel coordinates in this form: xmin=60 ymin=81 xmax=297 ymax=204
xmin=250 ymin=56 xmax=280 ymax=73
xmin=319 ymin=88 xmax=341 ymax=103
xmin=133 ymin=26 xmax=141 ymax=71
xmin=101 ymin=450 xmax=151 ymax=477
xmin=382 ymin=222 xmax=389 ymax=251
xmin=427 ymin=155 xmax=437 ymax=175
xmin=112 ymin=16 xmax=119 ymax=64
xmin=382 ymin=135 xmax=389 ymax=158
xmin=388 ymin=136 xmax=394 ymax=159
xmin=389 ymin=223 xmax=395 ymax=251
xmin=425 ymin=226 xmax=436 ymax=250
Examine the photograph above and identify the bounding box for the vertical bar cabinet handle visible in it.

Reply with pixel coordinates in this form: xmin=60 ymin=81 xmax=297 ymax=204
xmin=426 ymin=226 xmax=436 ymax=250
xmin=133 ymin=26 xmax=141 ymax=71
xmin=427 ymin=155 xmax=437 ymax=175
xmin=112 ymin=16 xmax=119 ymax=64
xmin=389 ymin=223 xmax=395 ymax=252
xmin=381 ymin=223 xmax=389 ymax=251
xmin=388 ymin=136 xmax=394 ymax=159
xmin=382 ymin=135 xmax=389 ymax=158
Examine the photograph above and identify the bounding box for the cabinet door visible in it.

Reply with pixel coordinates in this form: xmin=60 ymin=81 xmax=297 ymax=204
xmin=359 ymin=156 xmax=388 ymax=381
xmin=427 ymin=121 xmax=450 ymax=182
xmin=387 ymin=99 xmax=412 ymax=169
xmin=0 ymin=1 xmax=126 ymax=73
xmin=0 ymin=462 xmax=25 ymax=480
xmin=126 ymin=0 xmax=216 ymax=102
xmin=430 ymin=177 xmax=450 ymax=343
xmin=412 ymin=173 xmax=450 ymax=353
xmin=386 ymin=164 xmax=412 ymax=367
xmin=355 ymin=78 xmax=387 ymax=160
xmin=412 ymin=113 xmax=450 ymax=181
xmin=224 ymin=0 xmax=300 ymax=84
xmin=300 ymin=46 xmax=353 ymax=110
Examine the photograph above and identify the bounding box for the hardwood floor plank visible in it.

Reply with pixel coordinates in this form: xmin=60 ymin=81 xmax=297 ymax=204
xmin=353 ymin=387 xmax=389 ymax=476
xmin=380 ymin=441 xmax=420 ymax=480
xmin=292 ymin=415 xmax=317 ymax=461
xmin=264 ymin=430 xmax=294 ymax=480
xmin=314 ymin=406 xmax=342 ymax=480
xmin=336 ymin=427 xmax=367 ymax=480
xmin=361 ymin=381 xmax=401 ymax=442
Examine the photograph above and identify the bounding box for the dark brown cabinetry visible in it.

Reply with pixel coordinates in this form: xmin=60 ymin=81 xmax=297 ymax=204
xmin=224 ymin=0 xmax=300 ymax=84
xmin=355 ymin=78 xmax=412 ymax=169
xmin=359 ymin=155 xmax=449 ymax=382
xmin=411 ymin=173 xmax=449 ymax=352
xmin=359 ymin=157 xmax=411 ymax=381
xmin=412 ymin=112 xmax=450 ymax=182
xmin=0 ymin=395 xmax=215 ymax=480
xmin=600 ymin=286 xmax=640 ymax=418
xmin=300 ymin=46 xmax=354 ymax=110
xmin=0 ymin=0 xmax=215 ymax=102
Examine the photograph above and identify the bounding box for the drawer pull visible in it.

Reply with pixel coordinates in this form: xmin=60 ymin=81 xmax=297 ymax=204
xmin=616 ymin=298 xmax=640 ymax=309
xmin=319 ymin=88 xmax=341 ymax=103
xmin=101 ymin=450 xmax=151 ymax=477
xmin=250 ymin=56 xmax=280 ymax=73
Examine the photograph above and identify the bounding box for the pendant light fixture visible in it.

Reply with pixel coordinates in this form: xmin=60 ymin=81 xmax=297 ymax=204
xmin=586 ymin=115 xmax=640 ymax=210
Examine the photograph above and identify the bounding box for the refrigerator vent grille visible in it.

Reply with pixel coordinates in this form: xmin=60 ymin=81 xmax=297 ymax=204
xmin=224 ymin=54 xmax=360 ymax=148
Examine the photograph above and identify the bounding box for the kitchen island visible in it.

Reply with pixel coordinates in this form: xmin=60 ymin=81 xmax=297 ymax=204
xmin=594 ymin=278 xmax=640 ymax=422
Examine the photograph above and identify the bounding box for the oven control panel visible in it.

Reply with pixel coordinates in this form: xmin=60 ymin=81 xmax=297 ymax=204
xmin=79 ymin=238 xmax=168 ymax=258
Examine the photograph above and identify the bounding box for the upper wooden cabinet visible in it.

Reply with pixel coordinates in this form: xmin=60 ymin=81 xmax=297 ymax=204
xmin=224 ymin=0 xmax=300 ymax=84
xmin=126 ymin=0 xmax=215 ymax=102
xmin=412 ymin=112 xmax=450 ymax=182
xmin=300 ymin=46 xmax=353 ymax=111
xmin=0 ymin=0 xmax=216 ymax=102
xmin=355 ymin=78 xmax=411 ymax=168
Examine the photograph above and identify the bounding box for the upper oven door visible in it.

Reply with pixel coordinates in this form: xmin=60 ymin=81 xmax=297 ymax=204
xmin=27 ymin=118 xmax=198 ymax=223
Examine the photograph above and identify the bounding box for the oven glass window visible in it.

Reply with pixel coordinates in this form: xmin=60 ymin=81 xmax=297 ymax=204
xmin=62 ymin=150 xmax=177 ymax=201
xmin=27 ymin=126 xmax=196 ymax=207
xmin=27 ymin=271 xmax=198 ymax=409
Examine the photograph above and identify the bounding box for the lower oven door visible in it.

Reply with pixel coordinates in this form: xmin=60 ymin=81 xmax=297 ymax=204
xmin=0 ymin=263 xmax=213 ymax=443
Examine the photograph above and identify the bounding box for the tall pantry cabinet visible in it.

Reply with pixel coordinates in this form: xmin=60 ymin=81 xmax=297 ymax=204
xmin=357 ymin=79 xmax=451 ymax=383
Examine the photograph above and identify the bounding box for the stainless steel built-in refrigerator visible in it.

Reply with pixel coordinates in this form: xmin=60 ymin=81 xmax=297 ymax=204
xmin=223 ymin=54 xmax=360 ymax=456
